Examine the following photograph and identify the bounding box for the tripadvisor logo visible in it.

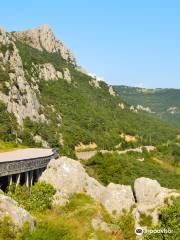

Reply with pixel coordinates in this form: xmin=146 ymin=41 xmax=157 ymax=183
xmin=135 ymin=227 xmax=174 ymax=236
xmin=135 ymin=227 xmax=143 ymax=236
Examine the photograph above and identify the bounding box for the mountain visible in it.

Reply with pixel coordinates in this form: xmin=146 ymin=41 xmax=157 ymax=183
xmin=114 ymin=85 xmax=180 ymax=127
xmin=0 ymin=25 xmax=178 ymax=155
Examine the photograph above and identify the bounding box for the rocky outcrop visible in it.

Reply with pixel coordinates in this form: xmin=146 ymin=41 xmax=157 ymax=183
xmin=118 ymin=103 xmax=125 ymax=109
xmin=40 ymin=157 xmax=135 ymax=216
xmin=0 ymin=194 xmax=34 ymax=229
xmin=0 ymin=27 xmax=44 ymax=125
xmin=133 ymin=177 xmax=180 ymax=225
xmin=89 ymin=78 xmax=100 ymax=88
xmin=38 ymin=63 xmax=63 ymax=81
xmin=101 ymin=183 xmax=135 ymax=216
xmin=33 ymin=135 xmax=49 ymax=147
xmin=63 ymin=68 xmax=71 ymax=83
xmin=13 ymin=24 xmax=76 ymax=65
xmin=108 ymin=85 xmax=116 ymax=96
xmin=39 ymin=157 xmax=105 ymax=205
xmin=39 ymin=157 xmax=179 ymax=226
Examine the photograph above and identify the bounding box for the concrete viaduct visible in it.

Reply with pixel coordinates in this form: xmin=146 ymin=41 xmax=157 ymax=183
xmin=0 ymin=148 xmax=58 ymax=190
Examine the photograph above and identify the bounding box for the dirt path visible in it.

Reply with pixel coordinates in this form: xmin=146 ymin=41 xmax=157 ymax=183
xmin=152 ymin=157 xmax=180 ymax=174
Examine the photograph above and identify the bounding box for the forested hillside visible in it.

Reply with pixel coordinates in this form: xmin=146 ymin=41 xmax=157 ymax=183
xmin=114 ymin=85 xmax=180 ymax=127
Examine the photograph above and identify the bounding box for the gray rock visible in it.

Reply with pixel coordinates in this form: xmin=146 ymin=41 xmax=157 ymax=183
xmin=100 ymin=183 xmax=135 ymax=216
xmin=133 ymin=177 xmax=180 ymax=226
xmin=91 ymin=215 xmax=111 ymax=233
xmin=85 ymin=176 xmax=105 ymax=201
xmin=38 ymin=63 xmax=63 ymax=81
xmin=0 ymin=194 xmax=35 ymax=229
xmin=63 ymin=68 xmax=71 ymax=83
xmin=39 ymin=157 xmax=105 ymax=205
xmin=134 ymin=177 xmax=162 ymax=206
xmin=13 ymin=24 xmax=76 ymax=65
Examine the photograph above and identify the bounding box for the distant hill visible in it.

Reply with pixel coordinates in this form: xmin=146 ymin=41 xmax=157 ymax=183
xmin=114 ymin=85 xmax=180 ymax=127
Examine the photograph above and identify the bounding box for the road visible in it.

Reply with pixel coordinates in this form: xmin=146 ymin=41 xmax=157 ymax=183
xmin=0 ymin=148 xmax=54 ymax=162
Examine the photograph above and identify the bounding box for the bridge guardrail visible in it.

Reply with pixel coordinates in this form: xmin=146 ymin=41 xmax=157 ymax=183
xmin=0 ymin=149 xmax=59 ymax=177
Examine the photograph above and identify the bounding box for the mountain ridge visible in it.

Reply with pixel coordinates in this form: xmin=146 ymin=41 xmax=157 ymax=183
xmin=114 ymin=85 xmax=180 ymax=127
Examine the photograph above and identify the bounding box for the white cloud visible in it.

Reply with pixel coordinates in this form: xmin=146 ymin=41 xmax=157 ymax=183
xmin=88 ymin=73 xmax=105 ymax=81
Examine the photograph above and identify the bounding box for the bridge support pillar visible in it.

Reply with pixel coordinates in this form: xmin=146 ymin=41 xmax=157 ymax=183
xmin=25 ymin=172 xmax=29 ymax=187
xmin=29 ymin=171 xmax=33 ymax=186
xmin=15 ymin=173 xmax=21 ymax=187
xmin=8 ymin=175 xmax=12 ymax=186
xmin=35 ymin=169 xmax=40 ymax=181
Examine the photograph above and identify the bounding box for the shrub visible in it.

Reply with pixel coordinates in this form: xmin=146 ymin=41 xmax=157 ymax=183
xmin=85 ymin=152 xmax=180 ymax=189
xmin=144 ymin=197 xmax=180 ymax=240
xmin=0 ymin=217 xmax=16 ymax=240
xmin=139 ymin=213 xmax=152 ymax=227
xmin=116 ymin=212 xmax=136 ymax=240
xmin=7 ymin=182 xmax=56 ymax=213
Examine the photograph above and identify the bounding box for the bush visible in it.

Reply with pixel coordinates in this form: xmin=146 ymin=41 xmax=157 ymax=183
xmin=7 ymin=182 xmax=56 ymax=213
xmin=0 ymin=217 xmax=16 ymax=240
xmin=144 ymin=197 xmax=180 ymax=240
xmin=116 ymin=212 xmax=136 ymax=240
xmin=139 ymin=213 xmax=152 ymax=227
xmin=85 ymin=152 xmax=180 ymax=189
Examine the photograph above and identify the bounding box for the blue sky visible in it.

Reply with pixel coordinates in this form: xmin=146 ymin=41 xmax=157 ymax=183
xmin=1 ymin=0 xmax=180 ymax=88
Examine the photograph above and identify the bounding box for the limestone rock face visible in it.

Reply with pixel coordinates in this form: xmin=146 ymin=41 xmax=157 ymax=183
xmin=39 ymin=157 xmax=105 ymax=205
xmin=63 ymin=68 xmax=71 ymax=83
xmin=38 ymin=63 xmax=63 ymax=81
xmin=100 ymin=183 xmax=135 ymax=216
xmin=0 ymin=194 xmax=34 ymax=229
xmin=85 ymin=176 xmax=105 ymax=201
xmin=33 ymin=135 xmax=49 ymax=148
xmin=133 ymin=177 xmax=180 ymax=225
xmin=108 ymin=85 xmax=116 ymax=96
xmin=0 ymin=27 xmax=44 ymax=125
xmin=41 ymin=156 xmax=87 ymax=193
xmin=0 ymin=27 xmax=10 ymax=45
xmin=13 ymin=24 xmax=76 ymax=65
xmin=89 ymin=78 xmax=100 ymax=88
xmin=134 ymin=177 xmax=162 ymax=206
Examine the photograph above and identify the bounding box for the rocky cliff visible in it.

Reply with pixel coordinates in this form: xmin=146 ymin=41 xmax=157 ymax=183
xmin=13 ymin=24 xmax=76 ymax=65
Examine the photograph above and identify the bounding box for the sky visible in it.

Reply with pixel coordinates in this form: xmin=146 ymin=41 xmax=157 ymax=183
xmin=0 ymin=0 xmax=180 ymax=88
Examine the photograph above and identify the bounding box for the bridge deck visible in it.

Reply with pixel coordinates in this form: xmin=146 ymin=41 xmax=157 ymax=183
xmin=0 ymin=148 xmax=53 ymax=162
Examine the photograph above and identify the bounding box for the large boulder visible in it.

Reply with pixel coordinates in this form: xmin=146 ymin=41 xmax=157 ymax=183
xmin=40 ymin=157 xmax=87 ymax=193
xmin=100 ymin=183 xmax=135 ymax=216
xmin=134 ymin=177 xmax=162 ymax=206
xmin=0 ymin=194 xmax=35 ymax=229
xmin=133 ymin=177 xmax=180 ymax=225
xmin=134 ymin=177 xmax=179 ymax=207
xmin=40 ymin=157 xmax=105 ymax=205
xmin=85 ymin=176 xmax=105 ymax=201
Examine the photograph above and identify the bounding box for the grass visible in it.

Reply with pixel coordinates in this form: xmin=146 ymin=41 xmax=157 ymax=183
xmin=0 ymin=141 xmax=27 ymax=153
xmin=23 ymin=193 xmax=123 ymax=240
xmin=139 ymin=213 xmax=152 ymax=227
